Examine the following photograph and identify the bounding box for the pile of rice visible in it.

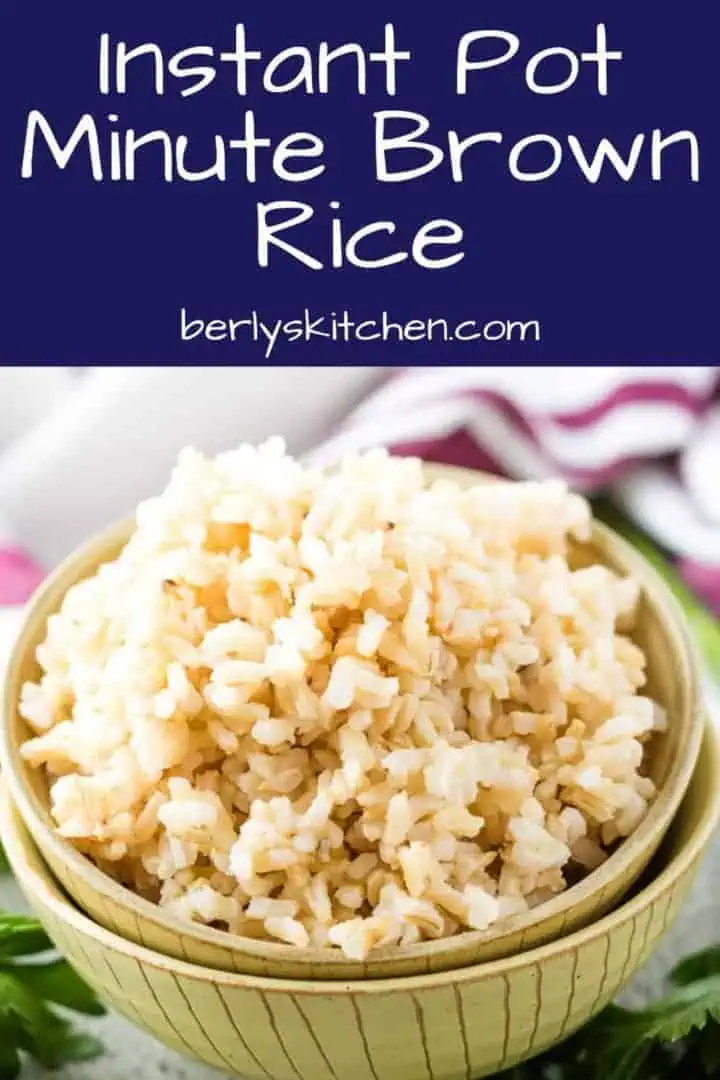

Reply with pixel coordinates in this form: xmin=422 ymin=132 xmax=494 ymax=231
xmin=20 ymin=440 xmax=665 ymax=960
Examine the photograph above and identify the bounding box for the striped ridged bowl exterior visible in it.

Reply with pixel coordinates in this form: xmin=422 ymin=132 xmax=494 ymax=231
xmin=2 ymin=721 xmax=718 ymax=1080
xmin=0 ymin=464 xmax=705 ymax=980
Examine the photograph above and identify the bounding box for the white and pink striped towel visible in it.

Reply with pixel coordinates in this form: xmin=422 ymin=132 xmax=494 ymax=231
xmin=1 ymin=366 xmax=719 ymax=613
xmin=310 ymin=367 xmax=720 ymax=614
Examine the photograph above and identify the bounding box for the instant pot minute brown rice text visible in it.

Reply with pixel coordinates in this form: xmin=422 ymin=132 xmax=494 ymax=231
xmin=19 ymin=441 xmax=666 ymax=960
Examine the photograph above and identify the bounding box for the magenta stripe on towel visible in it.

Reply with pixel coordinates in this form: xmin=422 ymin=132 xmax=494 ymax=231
xmin=448 ymin=388 xmax=706 ymax=481
xmin=390 ymin=428 xmax=504 ymax=476
xmin=358 ymin=383 xmax=711 ymax=488
xmin=390 ymin=425 xmax=650 ymax=492
xmin=545 ymin=380 xmax=714 ymax=429
xmin=321 ymin=369 xmax=720 ymax=495
xmin=678 ymin=559 xmax=720 ymax=617
xmin=0 ymin=547 xmax=44 ymax=605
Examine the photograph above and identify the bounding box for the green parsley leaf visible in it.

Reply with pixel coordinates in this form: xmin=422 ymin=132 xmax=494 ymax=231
xmin=0 ymin=969 xmax=54 ymax=1049
xmin=699 ymin=1022 xmax=720 ymax=1073
xmin=0 ymin=913 xmax=53 ymax=959
xmin=29 ymin=1016 xmax=105 ymax=1070
xmin=640 ymin=976 xmax=720 ymax=1043
xmin=671 ymin=946 xmax=720 ymax=986
xmin=0 ymin=908 xmax=106 ymax=1071
xmin=44 ymin=1030 xmax=106 ymax=1066
xmin=12 ymin=957 xmax=106 ymax=1016
xmin=0 ymin=1024 xmax=20 ymax=1080
xmin=0 ymin=970 xmax=101 ymax=1070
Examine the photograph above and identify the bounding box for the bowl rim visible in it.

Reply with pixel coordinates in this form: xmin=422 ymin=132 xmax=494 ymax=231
xmin=0 ymin=465 xmax=706 ymax=971
xmin=1 ymin=718 xmax=719 ymax=994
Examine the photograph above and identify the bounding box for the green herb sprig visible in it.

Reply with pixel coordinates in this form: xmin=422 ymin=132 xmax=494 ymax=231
xmin=0 ymin=911 xmax=106 ymax=1079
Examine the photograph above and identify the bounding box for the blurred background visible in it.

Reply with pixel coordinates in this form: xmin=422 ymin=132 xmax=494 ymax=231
xmin=0 ymin=364 xmax=718 ymax=674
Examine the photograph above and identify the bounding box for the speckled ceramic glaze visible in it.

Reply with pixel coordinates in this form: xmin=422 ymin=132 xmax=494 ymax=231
xmin=0 ymin=464 xmax=704 ymax=979
xmin=1 ymin=721 xmax=718 ymax=1080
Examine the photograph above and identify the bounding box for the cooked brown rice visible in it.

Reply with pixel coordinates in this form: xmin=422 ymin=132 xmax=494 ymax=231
xmin=19 ymin=440 xmax=665 ymax=959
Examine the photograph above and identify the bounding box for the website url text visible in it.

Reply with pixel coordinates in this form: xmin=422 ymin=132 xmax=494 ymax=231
xmin=180 ymin=308 xmax=541 ymax=359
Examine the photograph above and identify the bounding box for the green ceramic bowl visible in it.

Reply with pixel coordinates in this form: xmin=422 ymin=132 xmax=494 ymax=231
xmin=1 ymin=721 xmax=718 ymax=1080
xmin=0 ymin=464 xmax=704 ymax=980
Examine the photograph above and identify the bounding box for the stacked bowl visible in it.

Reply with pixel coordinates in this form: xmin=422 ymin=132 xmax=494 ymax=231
xmin=1 ymin=463 xmax=719 ymax=1080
